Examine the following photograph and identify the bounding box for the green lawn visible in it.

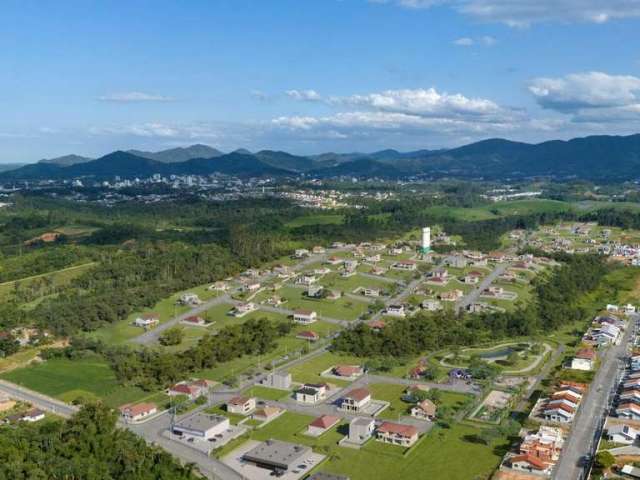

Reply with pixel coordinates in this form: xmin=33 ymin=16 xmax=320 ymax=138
xmin=277 ymin=286 xmax=370 ymax=321
xmin=286 ymin=214 xmax=345 ymax=228
xmin=288 ymin=351 xmax=366 ymax=386
xmin=319 ymin=272 xmax=395 ymax=294
xmin=0 ymin=357 xmax=161 ymax=408
xmin=245 ymin=385 xmax=291 ymax=401
xmin=0 ymin=262 xmax=96 ymax=302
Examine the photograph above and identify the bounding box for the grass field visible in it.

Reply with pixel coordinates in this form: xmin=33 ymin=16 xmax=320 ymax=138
xmin=277 ymin=286 xmax=370 ymax=321
xmin=0 ymin=357 xmax=162 ymax=407
xmin=422 ymin=199 xmax=574 ymax=223
xmin=88 ymin=283 xmax=221 ymax=345
xmin=286 ymin=215 xmax=345 ymax=228
xmin=288 ymin=351 xmax=366 ymax=386
xmin=0 ymin=262 xmax=96 ymax=301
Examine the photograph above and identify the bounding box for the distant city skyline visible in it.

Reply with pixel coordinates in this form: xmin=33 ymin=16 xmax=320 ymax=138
xmin=2 ymin=0 xmax=640 ymax=162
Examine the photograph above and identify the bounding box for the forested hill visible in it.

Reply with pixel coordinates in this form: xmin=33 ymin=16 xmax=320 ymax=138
xmin=2 ymin=133 xmax=640 ymax=180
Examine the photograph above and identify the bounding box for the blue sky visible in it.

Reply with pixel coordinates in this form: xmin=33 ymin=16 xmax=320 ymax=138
xmin=2 ymin=0 xmax=640 ymax=162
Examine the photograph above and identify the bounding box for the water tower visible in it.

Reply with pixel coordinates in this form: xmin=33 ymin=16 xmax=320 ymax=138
xmin=421 ymin=227 xmax=431 ymax=254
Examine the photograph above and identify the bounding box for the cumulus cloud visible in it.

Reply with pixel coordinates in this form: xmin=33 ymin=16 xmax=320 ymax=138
xmin=529 ymin=72 xmax=640 ymax=123
xmin=97 ymin=91 xmax=174 ymax=103
xmin=336 ymin=88 xmax=512 ymax=121
xmin=453 ymin=37 xmax=474 ymax=46
xmin=285 ymin=89 xmax=322 ymax=101
xmin=372 ymin=0 xmax=640 ymax=26
xmin=453 ymin=35 xmax=496 ymax=46
xmin=270 ymin=86 xmax=528 ymax=145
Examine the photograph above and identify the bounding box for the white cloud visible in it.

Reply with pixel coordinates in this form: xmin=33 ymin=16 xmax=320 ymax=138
xmin=529 ymin=72 xmax=640 ymax=122
xmin=97 ymin=91 xmax=174 ymax=103
xmin=336 ymin=88 xmax=513 ymax=122
xmin=372 ymin=0 xmax=640 ymax=26
xmin=453 ymin=37 xmax=474 ymax=46
xmin=480 ymin=35 xmax=497 ymax=46
xmin=285 ymin=89 xmax=322 ymax=101
xmin=270 ymin=86 xmax=527 ymax=143
xmin=453 ymin=35 xmax=496 ymax=47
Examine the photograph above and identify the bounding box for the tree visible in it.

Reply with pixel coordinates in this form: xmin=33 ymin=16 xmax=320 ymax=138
xmin=159 ymin=326 xmax=185 ymax=346
xmin=595 ymin=451 xmax=615 ymax=470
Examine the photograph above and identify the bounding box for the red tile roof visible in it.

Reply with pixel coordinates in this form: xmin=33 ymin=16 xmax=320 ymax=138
xmin=309 ymin=415 xmax=340 ymax=429
xmin=510 ymin=454 xmax=547 ymax=470
xmin=377 ymin=422 xmax=418 ymax=437
xmin=119 ymin=402 xmax=156 ymax=416
xmin=345 ymin=388 xmax=370 ymax=402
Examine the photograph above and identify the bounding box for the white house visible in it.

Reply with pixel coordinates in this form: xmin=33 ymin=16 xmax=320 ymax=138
xmin=134 ymin=313 xmax=160 ymax=328
xmin=340 ymin=388 xmax=371 ymax=413
xmin=293 ymin=309 xmax=317 ymax=324
xmin=385 ymin=304 xmax=406 ymax=318
xmin=607 ymin=424 xmax=640 ymax=445
xmin=119 ymin=403 xmax=157 ymax=423
xmin=295 ymin=384 xmax=327 ymax=404
xmin=233 ymin=302 xmax=257 ymax=317
xmin=570 ymin=349 xmax=596 ymax=371
xmin=227 ymin=396 xmax=256 ymax=415
xmin=364 ymin=288 xmax=381 ymax=297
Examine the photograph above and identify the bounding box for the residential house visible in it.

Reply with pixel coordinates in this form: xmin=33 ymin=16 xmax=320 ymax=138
xmin=295 ymin=249 xmax=310 ymax=258
xmin=293 ymin=309 xmax=317 ymax=324
xmin=296 ymin=330 xmax=320 ymax=342
xmin=326 ymin=256 xmax=342 ymax=265
xmin=134 ymin=313 xmax=160 ymax=328
xmin=421 ymin=299 xmax=442 ymax=311
xmin=168 ymin=379 xmax=211 ymax=400
xmin=363 ymin=288 xmax=381 ymax=297
xmin=340 ymin=388 xmax=371 ymax=413
xmin=227 ymin=396 xmax=256 ymax=415
xmin=520 ymin=426 xmax=564 ymax=463
xmin=392 ymin=260 xmax=417 ymax=271
xmin=233 ymin=302 xmax=257 ymax=317
xmin=296 ymin=274 xmax=318 ymax=286
xmin=385 ymin=304 xmax=406 ymax=318
xmin=252 ymin=406 xmax=283 ymax=422
xmin=440 ymin=289 xmax=464 ymax=302
xmin=20 ymin=408 xmax=45 ymax=423
xmin=617 ymin=403 xmax=640 ymax=420
xmin=332 ymin=365 xmax=363 ymax=379
xmin=376 ymin=422 xmax=419 ymax=447
xmin=607 ymin=424 xmax=640 ymax=445
xmin=307 ymin=415 xmax=340 ymax=436
xmin=178 ymin=293 xmax=201 ymax=306
xmin=182 ymin=315 xmax=207 ymax=326
xmin=295 ymin=384 xmax=327 ymax=404
xmin=307 ymin=284 xmax=324 ymax=298
xmin=119 ymin=403 xmax=157 ymax=423
xmin=208 ymin=281 xmax=228 ymax=292
xmin=410 ymin=399 xmax=437 ymax=421
xmin=261 ymin=371 xmax=291 ymax=390
xmin=570 ymin=349 xmax=596 ymax=371
xmin=509 ymin=455 xmax=553 ymax=476
xmin=348 ymin=417 xmax=375 ymax=444
xmin=312 ymin=246 xmax=326 ymax=254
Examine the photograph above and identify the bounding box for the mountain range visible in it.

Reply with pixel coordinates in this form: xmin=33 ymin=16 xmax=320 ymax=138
xmin=3 ymin=133 xmax=640 ymax=181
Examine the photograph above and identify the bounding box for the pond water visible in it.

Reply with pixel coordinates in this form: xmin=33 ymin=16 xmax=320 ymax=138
xmin=477 ymin=347 xmax=513 ymax=360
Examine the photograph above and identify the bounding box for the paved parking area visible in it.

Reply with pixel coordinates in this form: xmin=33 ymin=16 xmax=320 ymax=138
xmin=222 ymin=440 xmax=326 ymax=480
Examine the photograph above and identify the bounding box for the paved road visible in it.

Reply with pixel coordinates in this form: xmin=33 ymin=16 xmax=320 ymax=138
xmin=0 ymin=379 xmax=79 ymax=418
xmin=552 ymin=316 xmax=636 ymax=480
xmin=127 ymin=410 xmax=245 ymax=480
xmin=132 ymin=294 xmax=232 ymax=345
xmin=455 ymin=262 xmax=509 ymax=313
xmin=130 ymin=248 xmax=351 ymax=346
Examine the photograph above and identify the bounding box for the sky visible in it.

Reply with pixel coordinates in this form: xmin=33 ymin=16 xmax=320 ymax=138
xmin=2 ymin=0 xmax=640 ymax=162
